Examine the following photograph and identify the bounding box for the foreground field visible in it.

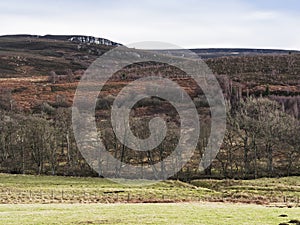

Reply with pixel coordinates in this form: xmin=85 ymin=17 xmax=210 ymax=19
xmin=0 ymin=203 xmax=299 ymax=225
xmin=0 ymin=174 xmax=299 ymax=224
xmin=0 ymin=174 xmax=299 ymax=205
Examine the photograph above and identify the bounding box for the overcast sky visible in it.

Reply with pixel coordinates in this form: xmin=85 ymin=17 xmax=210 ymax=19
xmin=0 ymin=0 xmax=299 ymax=49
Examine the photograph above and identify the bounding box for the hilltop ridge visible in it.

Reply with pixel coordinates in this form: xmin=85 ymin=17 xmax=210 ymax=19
xmin=0 ymin=34 xmax=122 ymax=46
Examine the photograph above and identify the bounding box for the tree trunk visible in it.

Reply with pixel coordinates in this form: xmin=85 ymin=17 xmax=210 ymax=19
xmin=243 ymin=136 xmax=249 ymax=178
xmin=266 ymin=144 xmax=273 ymax=177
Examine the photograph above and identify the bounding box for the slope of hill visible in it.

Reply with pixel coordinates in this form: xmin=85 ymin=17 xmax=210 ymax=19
xmin=0 ymin=35 xmax=117 ymax=78
xmin=0 ymin=35 xmax=299 ymax=179
xmin=0 ymin=34 xmax=121 ymax=46
xmin=0 ymin=35 xmax=299 ymax=110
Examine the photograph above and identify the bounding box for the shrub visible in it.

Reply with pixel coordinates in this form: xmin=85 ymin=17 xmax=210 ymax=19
xmin=96 ymin=95 xmax=115 ymax=110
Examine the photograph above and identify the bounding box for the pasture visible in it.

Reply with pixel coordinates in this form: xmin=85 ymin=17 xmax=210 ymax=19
xmin=0 ymin=203 xmax=299 ymax=225
xmin=0 ymin=174 xmax=299 ymax=224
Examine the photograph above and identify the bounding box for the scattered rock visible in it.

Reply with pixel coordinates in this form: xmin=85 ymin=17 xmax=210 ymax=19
xmin=288 ymin=219 xmax=300 ymax=224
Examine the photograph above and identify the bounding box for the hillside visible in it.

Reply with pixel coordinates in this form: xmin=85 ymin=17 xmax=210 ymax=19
xmin=0 ymin=35 xmax=299 ymax=110
xmin=0 ymin=35 xmax=117 ymax=78
xmin=0 ymin=35 xmax=299 ymax=179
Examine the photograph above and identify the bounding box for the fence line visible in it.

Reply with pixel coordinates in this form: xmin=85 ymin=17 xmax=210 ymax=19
xmin=0 ymin=189 xmax=299 ymax=206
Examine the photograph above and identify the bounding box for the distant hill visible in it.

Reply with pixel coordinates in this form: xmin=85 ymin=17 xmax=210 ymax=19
xmin=0 ymin=34 xmax=119 ymax=78
xmin=0 ymin=34 xmax=122 ymax=46
xmin=191 ymin=48 xmax=300 ymax=58
xmin=0 ymin=34 xmax=299 ymax=96
xmin=160 ymin=48 xmax=300 ymax=59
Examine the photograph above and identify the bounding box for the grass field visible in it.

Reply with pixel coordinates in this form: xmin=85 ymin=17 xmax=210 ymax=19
xmin=0 ymin=203 xmax=299 ymax=225
xmin=0 ymin=174 xmax=299 ymax=204
xmin=0 ymin=174 xmax=299 ymax=224
xmin=0 ymin=173 xmax=215 ymax=204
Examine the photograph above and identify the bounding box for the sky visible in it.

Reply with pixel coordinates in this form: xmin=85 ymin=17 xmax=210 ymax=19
xmin=0 ymin=0 xmax=300 ymax=50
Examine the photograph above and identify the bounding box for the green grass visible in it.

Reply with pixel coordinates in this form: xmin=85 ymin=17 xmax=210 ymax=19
xmin=0 ymin=174 xmax=299 ymax=205
xmin=0 ymin=174 xmax=215 ymax=204
xmin=191 ymin=177 xmax=300 ymax=204
xmin=0 ymin=203 xmax=299 ymax=225
xmin=0 ymin=174 xmax=299 ymax=224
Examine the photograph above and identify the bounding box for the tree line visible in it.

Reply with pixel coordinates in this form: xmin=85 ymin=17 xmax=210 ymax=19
xmin=0 ymin=108 xmax=94 ymax=176
xmin=0 ymin=95 xmax=299 ymax=179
